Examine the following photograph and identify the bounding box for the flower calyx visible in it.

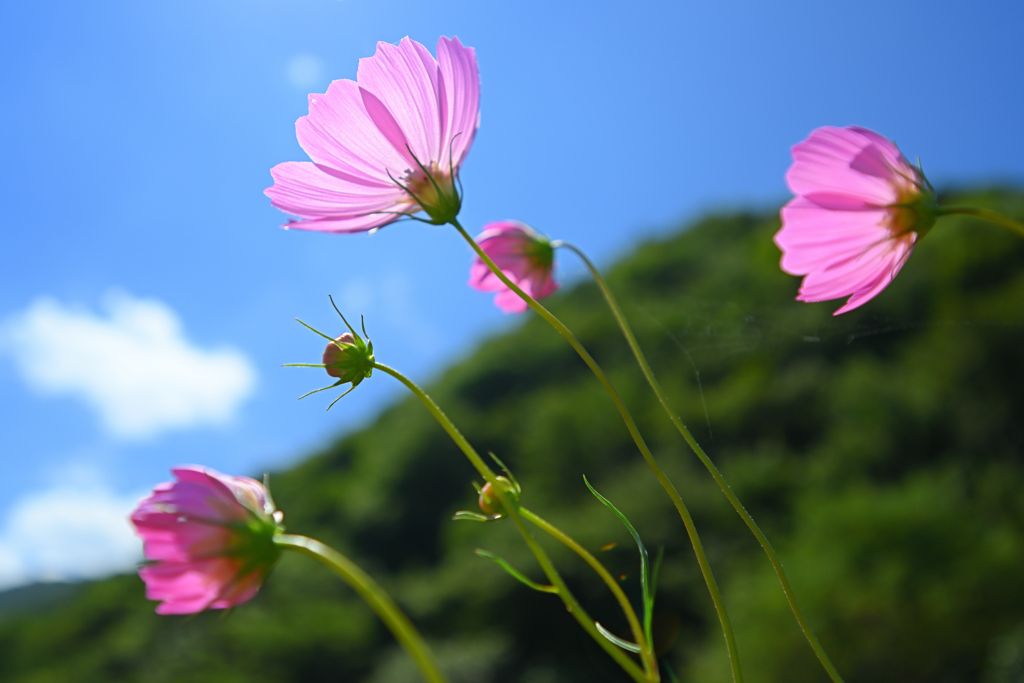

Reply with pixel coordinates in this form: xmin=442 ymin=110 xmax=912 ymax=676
xmin=888 ymin=161 xmax=938 ymax=240
xmin=224 ymin=476 xmax=286 ymax=580
xmin=391 ymin=146 xmax=464 ymax=225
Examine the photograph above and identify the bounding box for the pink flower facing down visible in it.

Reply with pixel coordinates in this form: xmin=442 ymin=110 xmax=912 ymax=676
xmin=469 ymin=221 xmax=559 ymax=313
xmin=774 ymin=126 xmax=938 ymax=315
xmin=130 ymin=466 xmax=284 ymax=615
xmin=265 ymin=36 xmax=480 ymax=232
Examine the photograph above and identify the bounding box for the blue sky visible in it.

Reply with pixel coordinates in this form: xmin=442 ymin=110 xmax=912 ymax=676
xmin=1 ymin=0 xmax=1022 ymax=588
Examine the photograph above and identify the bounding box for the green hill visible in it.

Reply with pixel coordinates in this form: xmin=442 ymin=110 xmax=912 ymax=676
xmin=2 ymin=188 xmax=1023 ymax=683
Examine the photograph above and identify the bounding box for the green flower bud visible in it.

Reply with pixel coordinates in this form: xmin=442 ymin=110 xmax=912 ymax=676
xmin=478 ymin=477 xmax=518 ymax=517
xmin=322 ymin=332 xmax=374 ymax=387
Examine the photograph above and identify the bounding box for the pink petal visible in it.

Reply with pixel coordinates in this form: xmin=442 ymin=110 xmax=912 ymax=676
xmin=469 ymin=223 xmax=536 ymax=292
xmin=170 ymin=467 xmax=237 ymax=499
xmin=531 ymin=271 xmax=559 ymax=300
xmin=798 ymin=237 xmax=914 ymax=305
xmin=266 ymin=161 xmax=410 ymax=231
xmin=225 ymin=476 xmax=272 ymax=516
xmin=786 ymin=126 xmax=902 ymax=206
xmin=296 ymin=80 xmax=415 ymax=185
xmin=776 ymin=199 xmax=891 ymax=274
xmin=132 ymin=482 xmax=229 ymax=524
xmin=170 ymin=467 xmax=258 ymax=520
xmin=137 ymin=525 xmax=231 ymax=563
xmin=488 ymin=268 xmax=559 ymax=314
xmin=493 ymin=288 xmax=530 ymax=314
xmin=832 ymin=245 xmax=913 ymax=314
xmin=436 ymin=36 xmax=480 ymax=170
xmin=470 ymin=237 xmax=533 ymax=284
xmin=141 ymin=559 xmax=237 ymax=614
xmin=468 ymin=259 xmax=500 ymax=291
xmin=210 ymin=571 xmax=264 ymax=609
xmin=848 ymin=126 xmax=912 ymax=174
xmin=283 ymin=213 xmax=404 ymax=234
xmin=357 ymin=38 xmax=443 ymax=165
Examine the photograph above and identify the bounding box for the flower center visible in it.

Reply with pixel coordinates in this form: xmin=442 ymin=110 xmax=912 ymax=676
xmin=401 ymin=163 xmax=461 ymax=224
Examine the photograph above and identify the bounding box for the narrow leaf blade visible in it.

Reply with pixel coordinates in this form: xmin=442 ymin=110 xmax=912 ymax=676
xmin=474 ymin=549 xmax=558 ymax=594
xmin=595 ymin=621 xmax=642 ymax=654
xmin=583 ymin=475 xmax=653 ymax=642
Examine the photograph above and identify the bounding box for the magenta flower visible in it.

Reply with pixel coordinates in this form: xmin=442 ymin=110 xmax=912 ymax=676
xmin=130 ymin=466 xmax=283 ymax=614
xmin=469 ymin=221 xmax=559 ymax=313
xmin=774 ymin=126 xmax=937 ymax=315
xmin=265 ymin=36 xmax=480 ymax=232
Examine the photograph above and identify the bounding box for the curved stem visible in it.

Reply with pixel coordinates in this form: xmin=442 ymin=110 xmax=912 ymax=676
xmin=937 ymin=206 xmax=1024 ymax=238
xmin=453 ymin=219 xmax=742 ymax=683
xmin=276 ymin=534 xmax=448 ymax=683
xmin=559 ymin=241 xmax=845 ymax=683
xmin=372 ymin=361 xmax=653 ymax=683
xmin=520 ymin=507 xmax=657 ymax=675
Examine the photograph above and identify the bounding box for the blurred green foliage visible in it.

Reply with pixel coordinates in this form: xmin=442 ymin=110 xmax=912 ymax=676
xmin=1 ymin=188 xmax=1023 ymax=682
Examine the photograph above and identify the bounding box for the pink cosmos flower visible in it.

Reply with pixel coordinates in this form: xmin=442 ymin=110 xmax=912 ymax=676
xmin=265 ymin=36 xmax=480 ymax=232
xmin=774 ymin=126 xmax=937 ymax=315
xmin=130 ymin=466 xmax=283 ymax=615
xmin=469 ymin=221 xmax=558 ymax=313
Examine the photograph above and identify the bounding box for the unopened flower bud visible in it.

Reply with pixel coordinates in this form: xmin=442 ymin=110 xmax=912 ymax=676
xmin=323 ymin=333 xmax=356 ymax=378
xmin=478 ymin=477 xmax=518 ymax=516
xmin=288 ymin=303 xmax=376 ymax=409
xmin=319 ymin=331 xmax=374 ymax=387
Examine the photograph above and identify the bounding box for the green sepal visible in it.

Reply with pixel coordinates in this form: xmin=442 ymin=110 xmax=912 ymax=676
xmin=452 ymin=511 xmax=493 ymax=523
xmin=296 ymin=379 xmax=345 ymax=401
xmin=402 ymin=144 xmax=462 ymax=225
xmin=487 ymin=452 xmax=522 ymax=498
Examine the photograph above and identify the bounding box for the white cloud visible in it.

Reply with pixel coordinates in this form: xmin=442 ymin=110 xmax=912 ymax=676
xmin=287 ymin=53 xmax=325 ymax=89
xmin=1 ymin=291 xmax=257 ymax=439
xmin=0 ymin=480 xmax=143 ymax=590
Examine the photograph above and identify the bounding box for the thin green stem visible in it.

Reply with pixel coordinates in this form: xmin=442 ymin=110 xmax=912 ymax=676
xmin=372 ymin=361 xmax=653 ymax=683
xmin=936 ymin=206 xmax=1024 ymax=238
xmin=453 ymin=219 xmax=742 ymax=683
xmin=520 ymin=507 xmax=658 ymax=675
xmin=559 ymin=240 xmax=845 ymax=683
xmin=275 ymin=534 xmax=447 ymax=683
